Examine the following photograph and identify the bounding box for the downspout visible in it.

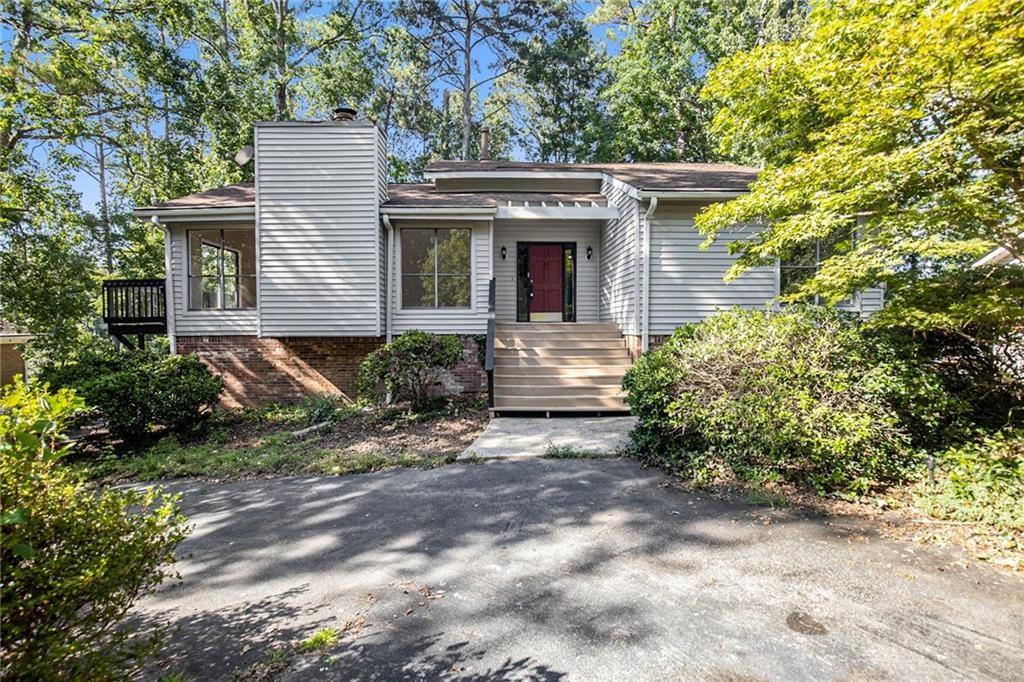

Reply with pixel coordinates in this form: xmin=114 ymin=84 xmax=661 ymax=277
xmin=158 ymin=218 xmax=177 ymax=355
xmin=383 ymin=214 xmax=395 ymax=342
xmin=641 ymin=197 xmax=658 ymax=353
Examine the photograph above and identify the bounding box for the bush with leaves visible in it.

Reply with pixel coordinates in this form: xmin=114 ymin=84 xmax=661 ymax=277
xmin=359 ymin=331 xmax=464 ymax=411
xmin=624 ymin=307 xmax=954 ymax=495
xmin=0 ymin=379 xmax=189 ymax=680
xmin=39 ymin=342 xmax=222 ymax=441
xmin=917 ymin=428 xmax=1023 ymax=533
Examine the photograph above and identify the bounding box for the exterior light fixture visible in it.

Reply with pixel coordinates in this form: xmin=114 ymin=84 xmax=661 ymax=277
xmin=500 ymin=246 xmax=507 ymax=260
xmin=586 ymin=246 xmax=593 ymax=261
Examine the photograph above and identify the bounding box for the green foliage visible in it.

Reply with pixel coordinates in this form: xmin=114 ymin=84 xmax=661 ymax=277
xmin=0 ymin=379 xmax=189 ymax=680
xmin=39 ymin=343 xmax=222 ymax=441
xmin=698 ymin=0 xmax=1024 ymax=336
xmin=358 ymin=331 xmax=464 ymax=411
xmin=917 ymin=429 xmax=1023 ymax=533
xmin=595 ymin=0 xmax=807 ymax=161
xmin=623 ymin=307 xmax=952 ymax=494
xmin=299 ymin=627 xmax=341 ymax=653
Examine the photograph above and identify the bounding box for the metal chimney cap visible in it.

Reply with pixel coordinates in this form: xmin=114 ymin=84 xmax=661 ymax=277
xmin=331 ymin=106 xmax=357 ymax=122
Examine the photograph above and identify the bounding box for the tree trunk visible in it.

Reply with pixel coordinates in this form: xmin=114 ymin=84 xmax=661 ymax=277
xmin=97 ymin=137 xmax=114 ymax=271
xmin=275 ymin=0 xmax=288 ymax=120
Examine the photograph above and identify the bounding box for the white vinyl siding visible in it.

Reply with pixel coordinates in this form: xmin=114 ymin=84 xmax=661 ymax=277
xmin=600 ymin=179 xmax=639 ymax=334
xmin=390 ymin=221 xmax=490 ymax=334
xmin=167 ymin=223 xmax=258 ymax=335
xmin=492 ymin=220 xmax=600 ymax=323
xmin=255 ymin=122 xmax=383 ymax=336
xmin=649 ymin=205 xmax=776 ymax=334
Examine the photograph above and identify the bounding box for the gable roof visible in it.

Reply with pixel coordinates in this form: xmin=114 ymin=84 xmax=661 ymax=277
xmin=0 ymin=318 xmax=32 ymax=342
xmin=136 ymin=183 xmax=256 ymax=211
xmin=423 ymin=161 xmax=760 ymax=192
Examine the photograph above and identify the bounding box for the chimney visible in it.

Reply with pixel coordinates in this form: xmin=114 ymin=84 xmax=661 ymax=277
xmin=331 ymin=105 xmax=357 ymax=123
xmin=480 ymin=126 xmax=490 ymax=161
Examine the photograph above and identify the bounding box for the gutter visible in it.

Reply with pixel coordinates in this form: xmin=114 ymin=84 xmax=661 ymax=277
xmin=155 ymin=217 xmax=177 ymax=355
xmin=383 ymin=214 xmax=395 ymax=342
xmin=641 ymin=197 xmax=658 ymax=353
xmin=380 ymin=207 xmax=497 ymax=218
xmin=636 ymin=190 xmax=746 ymax=200
xmin=133 ymin=207 xmax=255 ymax=222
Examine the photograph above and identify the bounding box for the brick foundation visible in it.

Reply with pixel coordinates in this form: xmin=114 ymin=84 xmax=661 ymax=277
xmin=177 ymin=335 xmax=487 ymax=408
xmin=1 ymin=343 xmax=27 ymax=386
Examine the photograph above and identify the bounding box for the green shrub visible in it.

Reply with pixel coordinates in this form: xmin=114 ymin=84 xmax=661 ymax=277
xmin=0 ymin=379 xmax=189 ymax=680
xmin=39 ymin=342 xmax=222 ymax=441
xmin=358 ymin=331 xmax=463 ymax=411
xmin=624 ymin=307 xmax=950 ymax=494
xmin=917 ymin=429 xmax=1023 ymax=532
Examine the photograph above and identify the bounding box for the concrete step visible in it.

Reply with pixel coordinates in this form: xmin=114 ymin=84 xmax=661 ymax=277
xmin=495 ymin=384 xmax=626 ymax=398
xmin=493 ymin=395 xmax=629 ymax=410
xmin=495 ymin=347 xmax=631 ymax=359
xmin=493 ymin=366 xmax=630 ymax=379
xmin=493 ymin=356 xmax=633 ymax=368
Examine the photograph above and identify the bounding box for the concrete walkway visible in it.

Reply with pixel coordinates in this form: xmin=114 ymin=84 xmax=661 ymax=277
xmin=458 ymin=416 xmax=637 ymax=459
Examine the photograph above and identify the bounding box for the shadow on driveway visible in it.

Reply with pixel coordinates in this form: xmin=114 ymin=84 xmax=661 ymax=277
xmin=135 ymin=458 xmax=1024 ymax=681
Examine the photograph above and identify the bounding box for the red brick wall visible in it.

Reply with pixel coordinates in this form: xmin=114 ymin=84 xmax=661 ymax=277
xmin=176 ymin=335 xmax=486 ymax=408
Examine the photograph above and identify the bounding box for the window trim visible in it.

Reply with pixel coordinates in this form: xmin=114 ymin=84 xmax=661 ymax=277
xmin=399 ymin=227 xmax=473 ymax=310
xmin=778 ymin=229 xmax=856 ymax=305
xmin=186 ymin=228 xmax=256 ymax=311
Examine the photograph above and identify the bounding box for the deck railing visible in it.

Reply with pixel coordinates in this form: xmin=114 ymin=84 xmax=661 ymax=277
xmin=102 ymin=279 xmax=167 ymax=324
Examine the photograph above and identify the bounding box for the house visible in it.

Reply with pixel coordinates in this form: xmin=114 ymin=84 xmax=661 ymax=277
xmin=128 ymin=110 xmax=884 ymax=411
xmin=0 ymin=320 xmax=33 ymax=387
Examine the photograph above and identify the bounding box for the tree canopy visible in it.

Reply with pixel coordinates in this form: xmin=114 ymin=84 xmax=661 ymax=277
xmin=696 ymin=0 xmax=1024 ymax=339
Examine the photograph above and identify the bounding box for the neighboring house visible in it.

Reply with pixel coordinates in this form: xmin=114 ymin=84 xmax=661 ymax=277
xmin=127 ymin=111 xmax=884 ymax=411
xmin=0 ymin=320 xmax=32 ymax=387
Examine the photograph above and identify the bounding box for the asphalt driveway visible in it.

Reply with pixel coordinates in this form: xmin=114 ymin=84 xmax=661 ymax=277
xmin=136 ymin=458 xmax=1024 ymax=681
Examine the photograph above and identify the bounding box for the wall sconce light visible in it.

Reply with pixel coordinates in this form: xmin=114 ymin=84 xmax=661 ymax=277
xmin=586 ymin=246 xmax=593 ymax=261
xmin=500 ymin=246 xmax=507 ymax=260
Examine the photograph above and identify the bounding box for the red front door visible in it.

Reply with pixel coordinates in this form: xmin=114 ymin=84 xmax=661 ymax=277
xmin=528 ymin=244 xmax=563 ymax=317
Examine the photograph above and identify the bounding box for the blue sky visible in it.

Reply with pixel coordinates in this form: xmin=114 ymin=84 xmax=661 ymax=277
xmin=15 ymin=1 xmax=624 ymax=212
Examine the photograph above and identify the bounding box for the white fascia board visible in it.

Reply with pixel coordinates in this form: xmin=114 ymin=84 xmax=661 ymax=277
xmin=381 ymin=207 xmax=497 ymax=219
xmin=423 ymin=170 xmax=606 ymax=181
xmin=602 ymin=174 xmax=642 ymax=200
xmin=0 ymin=334 xmax=33 ymax=344
xmin=133 ymin=207 xmax=255 ymax=222
xmin=496 ymin=206 xmax=619 ymax=220
xmin=973 ymin=247 xmax=1013 ymax=268
xmin=636 ymin=190 xmax=748 ymax=199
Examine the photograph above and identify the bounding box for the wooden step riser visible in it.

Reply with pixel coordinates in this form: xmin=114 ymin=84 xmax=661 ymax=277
xmin=495 ymin=324 xmax=619 ymax=333
xmin=493 ymin=368 xmax=630 ymax=380
xmin=495 ymin=385 xmax=626 ymax=398
xmin=495 ymin=374 xmax=625 ymax=386
xmin=495 ymin=339 xmax=626 ymax=350
xmin=494 ymin=357 xmax=633 ymax=368
xmin=496 ymin=348 xmax=630 ymax=359
xmin=494 ymin=396 xmax=629 ymax=409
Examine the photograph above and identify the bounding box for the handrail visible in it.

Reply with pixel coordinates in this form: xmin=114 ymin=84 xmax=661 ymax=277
xmin=102 ymin=279 xmax=166 ymax=324
xmin=485 ymin=277 xmax=496 ymax=408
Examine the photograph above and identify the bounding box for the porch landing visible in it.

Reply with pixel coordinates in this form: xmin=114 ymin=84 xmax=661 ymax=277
xmin=492 ymin=322 xmax=632 ymax=414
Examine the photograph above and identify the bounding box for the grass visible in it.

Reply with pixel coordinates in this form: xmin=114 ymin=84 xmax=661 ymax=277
xmin=542 ymin=444 xmax=615 ymax=459
xmin=76 ymin=398 xmax=486 ymax=483
xmin=298 ymin=627 xmax=340 ymax=653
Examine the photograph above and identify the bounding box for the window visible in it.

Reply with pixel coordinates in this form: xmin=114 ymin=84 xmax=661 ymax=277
xmin=401 ymin=228 xmax=471 ymax=308
xmin=779 ymin=230 xmax=851 ymax=302
xmin=188 ymin=229 xmax=256 ymax=310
